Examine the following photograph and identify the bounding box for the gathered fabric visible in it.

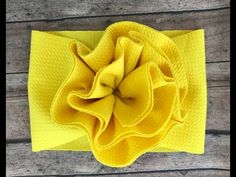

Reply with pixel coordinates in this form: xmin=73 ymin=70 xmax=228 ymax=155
xmin=28 ymin=21 xmax=207 ymax=167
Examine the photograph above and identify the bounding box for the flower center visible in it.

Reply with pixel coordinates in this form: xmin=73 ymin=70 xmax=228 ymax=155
xmin=113 ymin=88 xmax=121 ymax=98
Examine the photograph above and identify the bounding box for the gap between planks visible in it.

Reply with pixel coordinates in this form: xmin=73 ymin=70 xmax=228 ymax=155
xmin=6 ymin=9 xmax=230 ymax=74
xmin=10 ymin=169 xmax=230 ymax=177
xmin=6 ymin=7 xmax=230 ymax=24
xmin=6 ymin=134 xmax=230 ymax=176
xmin=6 ymin=0 xmax=230 ymax=22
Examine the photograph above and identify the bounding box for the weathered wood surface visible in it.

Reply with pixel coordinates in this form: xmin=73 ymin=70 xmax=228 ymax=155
xmin=93 ymin=170 xmax=230 ymax=177
xmin=6 ymin=0 xmax=230 ymax=22
xmin=7 ymin=170 xmax=230 ymax=177
xmin=7 ymin=170 xmax=229 ymax=177
xmin=6 ymin=0 xmax=230 ymax=176
xmin=6 ymin=86 xmax=230 ymax=140
xmin=6 ymin=9 xmax=229 ymax=74
xmin=6 ymin=135 xmax=229 ymax=176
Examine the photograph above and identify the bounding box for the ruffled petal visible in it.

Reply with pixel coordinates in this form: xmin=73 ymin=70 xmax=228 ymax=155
xmin=49 ymin=21 xmax=190 ymax=167
xmin=113 ymin=62 xmax=157 ymax=127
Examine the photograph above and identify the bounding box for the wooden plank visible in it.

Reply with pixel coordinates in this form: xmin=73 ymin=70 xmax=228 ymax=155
xmin=6 ymin=96 xmax=30 ymax=140
xmin=206 ymin=62 xmax=229 ymax=81
xmin=6 ymin=9 xmax=230 ymax=73
xmin=6 ymin=0 xmax=230 ymax=22
xmin=4 ymin=171 xmax=230 ymax=177
xmin=6 ymin=134 xmax=230 ymax=176
xmin=88 ymin=170 xmax=230 ymax=177
xmin=6 ymin=62 xmax=230 ymax=98
xmin=13 ymin=170 xmax=229 ymax=177
xmin=207 ymin=87 xmax=230 ymax=131
xmin=6 ymin=73 xmax=28 ymax=97
xmin=207 ymin=80 xmax=229 ymax=88
xmin=6 ymin=86 xmax=229 ymax=140
xmin=4 ymin=170 xmax=230 ymax=177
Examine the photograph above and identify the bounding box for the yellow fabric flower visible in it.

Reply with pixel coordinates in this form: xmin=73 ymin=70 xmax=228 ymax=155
xmin=28 ymin=21 xmax=207 ymax=167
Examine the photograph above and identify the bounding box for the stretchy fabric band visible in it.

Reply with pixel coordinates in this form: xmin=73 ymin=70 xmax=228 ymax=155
xmin=28 ymin=21 xmax=207 ymax=167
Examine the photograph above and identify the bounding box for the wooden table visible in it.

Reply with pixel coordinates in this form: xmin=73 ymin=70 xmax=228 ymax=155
xmin=6 ymin=0 xmax=230 ymax=176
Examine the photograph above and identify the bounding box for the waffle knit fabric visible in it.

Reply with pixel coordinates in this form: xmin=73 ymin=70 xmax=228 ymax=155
xmin=28 ymin=21 xmax=207 ymax=167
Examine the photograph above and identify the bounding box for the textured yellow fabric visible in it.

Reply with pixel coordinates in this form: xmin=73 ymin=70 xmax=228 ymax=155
xmin=28 ymin=21 xmax=207 ymax=167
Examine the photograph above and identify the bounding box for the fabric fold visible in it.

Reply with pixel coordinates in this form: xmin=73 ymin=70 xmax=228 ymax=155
xmin=28 ymin=21 xmax=207 ymax=167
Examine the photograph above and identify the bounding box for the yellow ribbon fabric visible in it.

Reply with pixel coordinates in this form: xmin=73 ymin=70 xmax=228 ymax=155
xmin=28 ymin=21 xmax=207 ymax=167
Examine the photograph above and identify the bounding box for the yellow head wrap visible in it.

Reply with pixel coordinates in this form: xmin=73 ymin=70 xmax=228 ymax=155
xmin=28 ymin=21 xmax=207 ymax=167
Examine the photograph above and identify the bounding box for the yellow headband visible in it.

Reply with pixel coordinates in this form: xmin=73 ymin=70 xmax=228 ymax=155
xmin=28 ymin=21 xmax=207 ymax=167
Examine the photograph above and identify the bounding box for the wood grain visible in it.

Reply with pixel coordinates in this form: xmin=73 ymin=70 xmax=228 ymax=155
xmin=6 ymin=134 xmax=229 ymax=176
xmin=6 ymin=9 xmax=230 ymax=73
xmin=6 ymin=86 xmax=229 ymax=140
xmin=206 ymin=62 xmax=229 ymax=81
xmin=11 ymin=170 xmax=229 ymax=177
xmin=6 ymin=96 xmax=30 ymax=140
xmin=5 ymin=170 xmax=230 ymax=177
xmin=6 ymin=0 xmax=230 ymax=176
xmin=207 ymin=87 xmax=230 ymax=131
xmin=90 ymin=170 xmax=230 ymax=177
xmin=6 ymin=73 xmax=28 ymax=97
xmin=6 ymin=0 xmax=230 ymax=22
